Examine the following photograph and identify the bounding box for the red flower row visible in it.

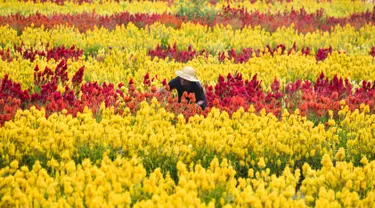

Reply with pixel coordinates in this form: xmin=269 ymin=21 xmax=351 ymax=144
xmin=0 ymin=43 xmax=83 ymax=62
xmin=1 ymin=6 xmax=374 ymax=33
xmin=1 ymin=12 xmax=167 ymax=32
xmin=2 ymin=60 xmax=375 ymax=126
xmin=206 ymin=72 xmax=375 ymax=120
xmin=148 ymin=43 xmax=344 ymax=63
xmin=0 ymin=42 xmax=347 ymax=63
xmin=215 ymin=5 xmax=375 ymax=32
xmin=370 ymin=46 xmax=375 ymax=57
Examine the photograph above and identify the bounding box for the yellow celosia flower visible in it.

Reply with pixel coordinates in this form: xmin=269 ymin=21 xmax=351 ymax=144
xmin=257 ymin=158 xmax=266 ymax=169
xmin=335 ymin=147 xmax=346 ymax=161
xmin=360 ymin=156 xmax=368 ymax=165
xmin=10 ymin=160 xmax=19 ymax=169
xmin=321 ymin=154 xmax=333 ymax=169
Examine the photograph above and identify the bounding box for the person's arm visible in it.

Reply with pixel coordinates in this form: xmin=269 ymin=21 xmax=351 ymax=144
xmin=157 ymin=86 xmax=166 ymax=93
xmin=157 ymin=77 xmax=178 ymax=93
xmin=194 ymin=84 xmax=206 ymax=108
xmin=197 ymin=100 xmax=204 ymax=105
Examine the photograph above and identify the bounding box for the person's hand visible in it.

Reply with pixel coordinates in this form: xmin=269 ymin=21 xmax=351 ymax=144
xmin=196 ymin=100 xmax=204 ymax=108
xmin=156 ymin=86 xmax=165 ymax=94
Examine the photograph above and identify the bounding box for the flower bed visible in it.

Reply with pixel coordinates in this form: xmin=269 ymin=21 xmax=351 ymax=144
xmin=1 ymin=0 xmax=375 ymax=207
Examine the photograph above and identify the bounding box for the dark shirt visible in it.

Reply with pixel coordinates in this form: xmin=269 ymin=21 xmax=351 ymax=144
xmin=168 ymin=77 xmax=207 ymax=110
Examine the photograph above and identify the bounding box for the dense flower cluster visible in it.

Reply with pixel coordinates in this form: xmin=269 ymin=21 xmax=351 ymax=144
xmin=2 ymin=63 xmax=375 ymax=126
xmin=2 ymin=103 xmax=375 ymax=206
xmin=0 ymin=44 xmax=83 ymax=62
xmin=148 ymin=42 xmax=358 ymax=63
xmin=1 ymin=5 xmax=375 ymax=32
xmin=216 ymin=5 xmax=375 ymax=32
xmin=2 ymin=22 xmax=375 ymax=58
xmin=3 ymin=0 xmax=373 ymax=18
xmin=19 ymin=0 xmax=92 ymax=5
xmin=148 ymin=43 xmax=199 ymax=63
xmin=1 ymin=0 xmax=375 ymax=206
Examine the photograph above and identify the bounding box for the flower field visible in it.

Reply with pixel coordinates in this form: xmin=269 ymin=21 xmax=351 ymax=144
xmin=1 ymin=0 xmax=375 ymax=207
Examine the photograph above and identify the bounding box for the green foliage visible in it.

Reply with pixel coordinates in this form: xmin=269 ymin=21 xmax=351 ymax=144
xmin=225 ymin=152 xmax=248 ymax=178
xmin=139 ymin=148 xmax=179 ymax=183
xmin=95 ymin=111 xmax=103 ymax=123
xmin=266 ymin=155 xmax=291 ymax=177
xmin=19 ymin=150 xmax=60 ymax=176
xmin=192 ymin=146 xmax=218 ymax=169
xmin=200 ymin=183 xmax=228 ymax=206
xmin=130 ymin=184 xmax=153 ymax=206
xmin=84 ymin=44 xmax=102 ymax=58
xmin=74 ymin=143 xmax=117 ymax=165
xmin=161 ymin=36 xmax=169 ymax=50
xmin=175 ymin=0 xmax=217 ymax=21
xmin=21 ymin=150 xmax=49 ymax=171
xmin=307 ymin=111 xmax=329 ymax=127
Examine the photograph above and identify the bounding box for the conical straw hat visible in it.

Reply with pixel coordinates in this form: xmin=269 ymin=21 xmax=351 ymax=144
xmin=175 ymin=66 xmax=199 ymax=82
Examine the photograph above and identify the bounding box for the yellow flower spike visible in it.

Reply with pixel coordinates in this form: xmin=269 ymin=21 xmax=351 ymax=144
xmin=10 ymin=160 xmax=19 ymax=170
xmin=32 ymin=161 xmax=42 ymax=173
xmin=36 ymin=176 xmax=47 ymax=190
xmin=321 ymin=154 xmax=333 ymax=169
xmin=360 ymin=181 xmax=367 ymax=190
xmin=257 ymin=158 xmax=266 ymax=169
xmin=335 ymin=147 xmax=346 ymax=161
xmin=360 ymin=156 xmax=369 ymax=165
xmin=61 ymin=150 xmax=71 ymax=160
xmin=363 ymin=104 xmax=370 ymax=114
xmin=282 ymin=185 xmax=295 ymax=198
xmin=328 ymin=110 xmax=334 ymax=119
xmin=345 ymin=180 xmax=353 ymax=190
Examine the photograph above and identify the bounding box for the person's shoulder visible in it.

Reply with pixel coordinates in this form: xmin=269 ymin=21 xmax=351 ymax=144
xmin=168 ymin=77 xmax=180 ymax=87
xmin=169 ymin=77 xmax=179 ymax=84
xmin=171 ymin=77 xmax=179 ymax=81
xmin=194 ymin=81 xmax=203 ymax=87
xmin=192 ymin=81 xmax=204 ymax=89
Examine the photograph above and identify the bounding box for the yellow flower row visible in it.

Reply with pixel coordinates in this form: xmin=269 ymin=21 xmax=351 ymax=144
xmin=2 ymin=23 xmax=374 ymax=55
xmin=1 ymin=103 xmax=375 ymax=206
xmin=0 ymin=155 xmax=302 ymax=207
xmin=2 ymin=155 xmax=374 ymax=207
xmin=300 ymin=155 xmax=375 ymax=206
xmin=217 ymin=0 xmax=374 ymax=18
xmin=1 ymin=47 xmax=374 ymax=90
xmin=1 ymin=101 xmax=374 ymax=172
xmin=0 ymin=1 xmax=172 ymax=16
xmin=0 ymin=0 xmax=372 ymax=18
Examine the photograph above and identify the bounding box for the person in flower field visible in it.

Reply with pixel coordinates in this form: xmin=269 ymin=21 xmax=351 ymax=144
xmin=158 ymin=66 xmax=207 ymax=110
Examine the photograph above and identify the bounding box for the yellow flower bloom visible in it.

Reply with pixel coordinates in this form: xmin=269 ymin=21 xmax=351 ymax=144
xmin=360 ymin=156 xmax=369 ymax=165
xmin=335 ymin=148 xmax=345 ymax=161
xmin=257 ymin=158 xmax=266 ymax=169
xmin=10 ymin=160 xmax=19 ymax=169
